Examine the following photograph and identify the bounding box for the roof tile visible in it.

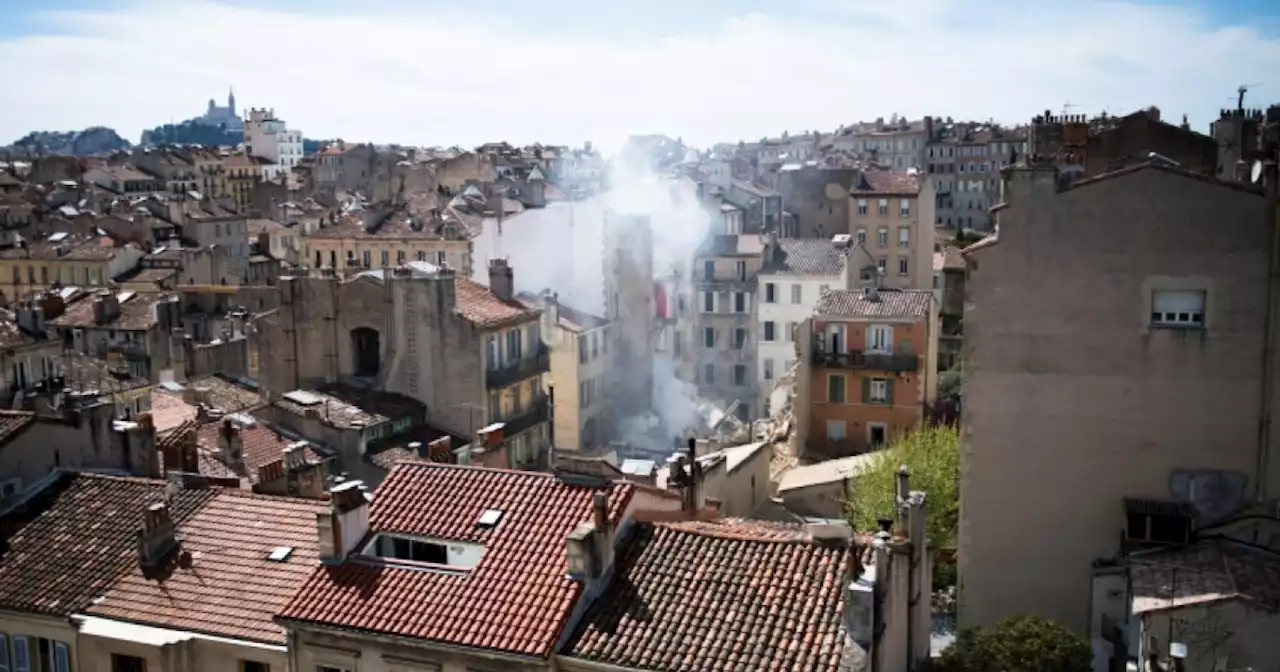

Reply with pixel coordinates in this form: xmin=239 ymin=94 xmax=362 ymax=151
xmin=816 ymin=288 xmax=933 ymax=319
xmin=277 ymin=463 xmax=634 ymax=658
xmin=564 ymin=519 xmax=855 ymax=671
xmin=761 ymin=239 xmax=847 ymax=277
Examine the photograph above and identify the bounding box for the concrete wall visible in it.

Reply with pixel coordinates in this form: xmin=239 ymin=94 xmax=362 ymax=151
xmin=960 ymin=165 xmax=1280 ymax=634
xmin=76 ymin=629 xmax=287 ymax=672
xmin=0 ymin=403 xmax=158 ymax=496
xmin=291 ymin=625 xmax=549 ymax=672
xmin=187 ymin=337 xmax=249 ymax=379
xmin=1138 ymin=601 xmax=1280 ymax=672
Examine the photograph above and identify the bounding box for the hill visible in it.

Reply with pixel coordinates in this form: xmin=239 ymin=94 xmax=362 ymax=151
xmin=5 ymin=127 xmax=132 ymax=156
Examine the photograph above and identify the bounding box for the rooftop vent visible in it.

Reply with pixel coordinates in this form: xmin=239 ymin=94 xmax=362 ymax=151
xmin=476 ymin=509 xmax=504 ymax=528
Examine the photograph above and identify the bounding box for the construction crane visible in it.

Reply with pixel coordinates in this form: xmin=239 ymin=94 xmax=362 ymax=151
xmin=1237 ymin=83 xmax=1263 ymax=111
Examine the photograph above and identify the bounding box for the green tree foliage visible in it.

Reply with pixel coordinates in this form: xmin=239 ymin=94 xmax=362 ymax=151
xmin=933 ymin=615 xmax=1092 ymax=672
xmin=846 ymin=424 xmax=959 ymax=553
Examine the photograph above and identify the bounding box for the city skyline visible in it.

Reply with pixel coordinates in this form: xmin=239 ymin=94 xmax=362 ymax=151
xmin=1 ymin=0 xmax=1278 ymax=151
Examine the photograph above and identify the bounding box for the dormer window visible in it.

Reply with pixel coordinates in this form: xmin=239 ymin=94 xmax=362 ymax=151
xmin=367 ymin=533 xmax=485 ymax=569
xmin=1124 ymin=498 xmax=1192 ymax=545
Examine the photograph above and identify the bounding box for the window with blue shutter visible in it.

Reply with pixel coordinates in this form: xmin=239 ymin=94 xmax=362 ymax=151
xmin=53 ymin=642 xmax=69 ymax=672
xmin=12 ymin=636 xmax=28 ymax=672
xmin=0 ymin=632 xmax=10 ymax=672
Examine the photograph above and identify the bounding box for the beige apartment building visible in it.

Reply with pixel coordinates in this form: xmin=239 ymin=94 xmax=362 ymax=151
xmin=0 ymin=234 xmax=144 ymax=300
xmin=847 ymin=170 xmax=935 ymax=292
xmin=305 ymin=208 xmax=473 ymax=277
xmin=521 ymin=291 xmax=612 ymax=452
xmin=258 ymin=258 xmax=551 ymax=468
xmin=960 ymin=159 xmax=1280 ymax=660
xmin=688 ymin=233 xmax=765 ymax=421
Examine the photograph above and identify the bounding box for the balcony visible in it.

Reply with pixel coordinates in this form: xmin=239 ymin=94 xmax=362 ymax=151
xmin=493 ymin=395 xmax=550 ymax=437
xmin=811 ymin=347 xmax=919 ymax=373
xmin=486 ymin=345 xmax=550 ymax=389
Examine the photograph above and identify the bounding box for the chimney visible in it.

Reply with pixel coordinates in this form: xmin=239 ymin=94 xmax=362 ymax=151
xmin=567 ymin=492 xmax=615 ymax=584
xmin=137 ymin=501 xmax=178 ymax=568
xmin=488 ymin=257 xmax=514 ymax=301
xmin=218 ymin=417 xmax=244 ymax=465
xmin=317 ymin=480 xmax=370 ymax=562
xmin=895 ymin=465 xmax=910 ymax=536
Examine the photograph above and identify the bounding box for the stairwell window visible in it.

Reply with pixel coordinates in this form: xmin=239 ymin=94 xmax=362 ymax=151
xmin=1151 ymin=290 xmax=1205 ymax=328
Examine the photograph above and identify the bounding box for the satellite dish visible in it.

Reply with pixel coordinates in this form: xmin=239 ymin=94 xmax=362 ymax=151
xmin=1252 ymin=160 xmax=1264 ymax=184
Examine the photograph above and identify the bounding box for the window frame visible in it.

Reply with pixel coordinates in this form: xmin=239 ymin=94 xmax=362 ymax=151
xmin=1150 ymin=289 xmax=1206 ymax=329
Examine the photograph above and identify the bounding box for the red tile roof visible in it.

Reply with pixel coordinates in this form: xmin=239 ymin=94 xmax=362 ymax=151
xmin=564 ymin=520 xmax=855 ymax=671
xmin=816 ymin=288 xmax=933 ymax=319
xmin=194 ymin=421 xmax=327 ymax=484
xmin=86 ymin=489 xmax=327 ymax=644
xmin=849 ymin=170 xmax=919 ymax=196
xmin=0 ymin=472 xmax=216 ymax=616
xmin=455 ymin=277 xmax=540 ymax=328
xmin=277 ymin=463 xmax=634 ymax=658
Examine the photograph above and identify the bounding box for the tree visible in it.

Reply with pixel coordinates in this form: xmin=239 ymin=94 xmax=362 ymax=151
xmin=845 ymin=425 xmax=959 ymax=589
xmin=934 ymin=615 xmax=1092 ymax=672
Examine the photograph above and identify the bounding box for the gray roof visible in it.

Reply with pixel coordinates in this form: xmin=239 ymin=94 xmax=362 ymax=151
xmin=760 ymin=239 xmax=846 ymax=277
xmin=816 ymin=288 xmax=933 ymax=319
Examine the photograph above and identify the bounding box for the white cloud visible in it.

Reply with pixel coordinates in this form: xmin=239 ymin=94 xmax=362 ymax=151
xmin=0 ymin=0 xmax=1275 ymax=149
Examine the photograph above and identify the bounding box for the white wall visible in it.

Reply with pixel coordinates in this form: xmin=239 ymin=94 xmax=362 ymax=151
xmin=756 ymin=273 xmax=840 ymax=413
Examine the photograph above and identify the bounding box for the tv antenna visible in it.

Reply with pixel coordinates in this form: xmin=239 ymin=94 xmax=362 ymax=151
xmin=1061 ymin=101 xmax=1081 ymax=116
xmin=1237 ymin=83 xmax=1263 ymax=111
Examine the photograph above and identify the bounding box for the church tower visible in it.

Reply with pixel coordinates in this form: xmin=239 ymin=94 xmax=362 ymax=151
xmin=228 ymin=87 xmax=236 ymax=115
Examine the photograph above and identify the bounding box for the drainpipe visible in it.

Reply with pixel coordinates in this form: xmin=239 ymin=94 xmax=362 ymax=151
xmin=548 ymin=381 xmax=556 ymax=465
xmin=1258 ymin=155 xmax=1280 ymax=503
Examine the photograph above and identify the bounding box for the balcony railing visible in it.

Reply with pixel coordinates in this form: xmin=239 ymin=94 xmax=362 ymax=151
xmin=486 ymin=345 xmax=551 ymax=389
xmin=811 ymin=347 xmax=919 ymax=373
xmin=493 ymin=395 xmax=550 ymax=437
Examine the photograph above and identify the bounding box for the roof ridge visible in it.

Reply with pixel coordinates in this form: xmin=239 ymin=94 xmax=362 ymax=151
xmin=391 ymin=460 xmax=558 ymax=479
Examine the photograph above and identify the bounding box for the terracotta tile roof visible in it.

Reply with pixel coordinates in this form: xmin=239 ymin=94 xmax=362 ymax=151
xmin=456 ymin=277 xmax=540 ymax=328
xmin=761 ymin=239 xmax=847 ymax=276
xmin=278 ymin=463 xmax=635 ymax=658
xmin=564 ymin=519 xmax=855 ymax=671
xmin=151 ymin=376 xmax=268 ymax=437
xmin=60 ymin=352 xmax=151 ymax=395
xmin=0 ymin=236 xmax=128 ymax=261
xmin=305 ymin=210 xmax=448 ymax=240
xmin=0 ymin=410 xmax=36 ymax=448
xmin=48 ymin=290 xmax=170 ymax=330
xmin=849 ymin=170 xmax=919 ymax=196
xmin=0 ymin=472 xmax=216 ymax=616
xmin=816 ymin=288 xmax=933 ymax=319
xmin=86 ymin=489 xmax=327 ymax=644
xmin=151 ymin=390 xmax=198 ymax=436
xmin=1130 ymin=538 xmax=1280 ymax=614
xmin=194 ymin=421 xmax=326 ymax=484
xmin=515 ymin=293 xmax=607 ymax=333
xmin=0 ymin=309 xmax=46 ymax=348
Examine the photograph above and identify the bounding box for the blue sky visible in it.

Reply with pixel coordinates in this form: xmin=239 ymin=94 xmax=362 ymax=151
xmin=1 ymin=0 xmax=1278 ymax=150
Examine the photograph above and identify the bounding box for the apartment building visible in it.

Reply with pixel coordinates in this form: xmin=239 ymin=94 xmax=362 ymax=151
xmin=243 ymin=108 xmax=304 ymax=178
xmin=258 ymin=258 xmax=552 ymax=469
xmin=960 ymin=159 xmax=1280 ymax=650
xmin=925 ymin=125 xmax=1029 ymax=231
xmin=0 ymin=234 xmax=144 ymax=298
xmin=520 ymin=291 xmax=612 ymax=452
xmin=221 ymin=153 xmax=269 ymax=213
xmin=48 ymin=289 xmax=182 ymax=382
xmin=794 ymin=286 xmax=937 ymax=458
xmin=305 ymin=207 xmax=473 ymax=277
xmin=689 ymin=233 xmax=764 ymax=421
xmin=0 ymin=471 xmax=325 ymax=672
xmin=847 ymin=170 xmax=935 ymax=291
xmin=840 ymin=116 xmax=929 ymax=170
xmin=757 ymin=238 xmax=847 ymax=414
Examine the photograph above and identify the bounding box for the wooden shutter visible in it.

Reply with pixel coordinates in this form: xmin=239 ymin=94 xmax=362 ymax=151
xmin=861 ymin=377 xmax=872 ymax=403
xmin=886 ymin=378 xmax=895 ymax=406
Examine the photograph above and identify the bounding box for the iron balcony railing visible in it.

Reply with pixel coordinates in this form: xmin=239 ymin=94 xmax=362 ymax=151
xmin=494 ymin=395 xmax=550 ymax=437
xmin=811 ymin=341 xmax=919 ymax=373
xmin=486 ymin=345 xmax=551 ymax=388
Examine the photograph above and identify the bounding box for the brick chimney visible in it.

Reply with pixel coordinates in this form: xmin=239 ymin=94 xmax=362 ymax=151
xmin=317 ymin=480 xmax=369 ymax=562
xmin=218 ymin=417 xmax=244 ymax=465
xmin=469 ymin=423 xmax=509 ymax=469
xmin=137 ymin=501 xmax=178 ymax=568
xmin=92 ymin=292 xmax=120 ymax=325
xmin=488 ymin=258 xmax=514 ymax=301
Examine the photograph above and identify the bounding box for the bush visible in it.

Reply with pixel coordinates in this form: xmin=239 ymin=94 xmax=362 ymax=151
xmin=934 ymin=615 xmax=1092 ymax=672
xmin=845 ymin=424 xmax=959 ymax=592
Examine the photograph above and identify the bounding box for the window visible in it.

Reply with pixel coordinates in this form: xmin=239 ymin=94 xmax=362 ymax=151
xmin=733 ymin=292 xmax=746 ymax=313
xmin=826 ymin=419 xmax=847 ymax=441
xmin=764 ymin=282 xmax=777 ymax=303
xmin=899 ymin=199 xmax=910 ymax=217
xmin=111 ymin=654 xmax=145 ymax=672
xmin=703 ymin=259 xmax=715 ymax=280
xmin=437 ymin=250 xmax=447 ymax=265
xmin=387 ymin=536 xmax=448 ymax=563
xmin=0 ymin=633 xmax=8 ymax=672
xmin=877 ymin=258 xmax=887 ymax=273
xmin=855 ymin=228 xmax=866 ymax=245
xmin=735 ymin=260 xmax=747 ymax=280
xmin=361 ymin=250 xmax=371 ymax=267
xmin=785 ymin=321 xmax=795 ymax=342
xmin=763 ymin=321 xmax=776 ymax=342
xmin=579 ymin=381 xmax=589 ymax=409
xmin=899 ymin=227 xmax=910 ymax=248
xmin=877 ymin=228 xmax=888 ymax=247
xmin=733 ymin=365 xmax=747 ymax=386
xmin=867 ymin=377 xmax=890 ymax=403
xmin=506 ymin=328 xmax=522 ymax=360
xmin=703 ymin=327 xmax=715 ymax=348
xmin=899 ymin=257 xmax=909 ymax=276
xmin=241 ymin=663 xmax=270 ymax=672
xmin=867 ymin=324 xmax=892 ymax=352
xmin=856 ymin=199 xmax=867 ymax=216
xmin=396 ymin=250 xmax=405 ymax=264
xmin=1151 ymin=290 xmax=1205 ymax=327
xmin=877 ymin=199 xmax=888 ymax=216
xmin=790 ymin=284 xmax=802 ymax=304
xmin=763 ymin=358 xmax=774 ymax=380
xmin=317 ymin=666 xmax=351 ymax=672
xmin=701 ymin=291 xmax=714 ymax=313
xmin=827 ymin=374 xmax=846 ymax=403
xmin=590 ymin=331 xmax=599 ymax=359
xmin=703 ymin=364 xmax=715 ymax=384
xmin=13 ymin=636 xmax=27 ymax=672
xmin=734 ymin=328 xmax=747 ymax=349
xmin=578 ymin=335 xmax=588 ymax=363
xmin=380 ymin=250 xmax=389 ymax=267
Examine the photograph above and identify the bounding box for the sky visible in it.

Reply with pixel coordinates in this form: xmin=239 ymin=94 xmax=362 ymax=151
xmin=1 ymin=0 xmax=1278 ymax=152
